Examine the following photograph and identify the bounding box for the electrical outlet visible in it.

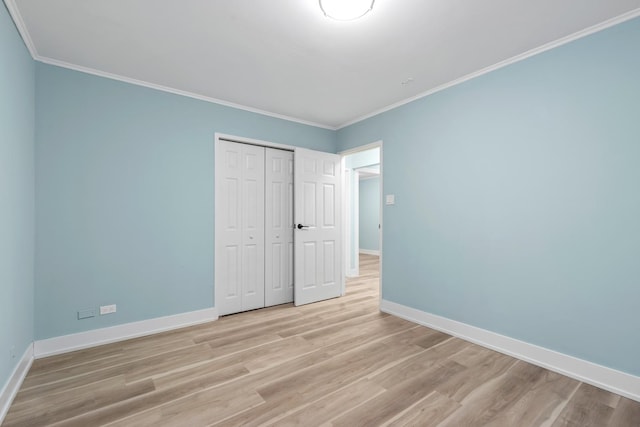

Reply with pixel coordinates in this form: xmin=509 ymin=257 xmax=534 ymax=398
xmin=78 ymin=308 xmax=96 ymax=319
xmin=100 ymin=304 xmax=117 ymax=315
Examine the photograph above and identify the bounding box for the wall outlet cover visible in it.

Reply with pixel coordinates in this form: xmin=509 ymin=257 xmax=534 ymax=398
xmin=78 ymin=309 xmax=96 ymax=319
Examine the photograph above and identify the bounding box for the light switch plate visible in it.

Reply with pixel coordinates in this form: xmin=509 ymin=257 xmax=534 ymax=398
xmin=385 ymin=194 xmax=395 ymax=205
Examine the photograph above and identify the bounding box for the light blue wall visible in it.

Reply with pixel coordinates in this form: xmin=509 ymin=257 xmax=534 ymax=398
xmin=337 ymin=17 xmax=640 ymax=376
xmin=0 ymin=4 xmax=35 ymax=389
xmin=359 ymin=177 xmax=379 ymax=251
xmin=35 ymin=64 xmax=336 ymax=340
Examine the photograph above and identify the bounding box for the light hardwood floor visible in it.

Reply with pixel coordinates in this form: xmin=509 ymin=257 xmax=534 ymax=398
xmin=4 ymin=254 xmax=639 ymax=426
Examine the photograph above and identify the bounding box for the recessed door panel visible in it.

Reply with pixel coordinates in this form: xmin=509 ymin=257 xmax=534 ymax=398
xmin=245 ymin=179 xmax=259 ymax=229
xmin=265 ymin=148 xmax=294 ymax=306
xmin=271 ymin=243 xmax=283 ymax=291
xmin=225 ymin=245 xmax=239 ymax=297
xmin=303 ymin=182 xmax=316 ymax=226
xmin=303 ymin=242 xmax=317 ymax=289
xmin=272 ymin=182 xmax=283 ymax=229
xmin=323 ymin=183 xmax=335 ymax=227
xmin=225 ymin=178 xmax=239 ymax=230
xmin=323 ymin=240 xmax=335 ymax=286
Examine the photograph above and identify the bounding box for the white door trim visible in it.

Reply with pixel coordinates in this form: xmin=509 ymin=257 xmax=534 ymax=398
xmin=342 ymin=167 xmax=362 ymax=279
xmin=342 ymin=167 xmax=355 ymax=282
xmin=349 ymin=170 xmax=360 ymax=278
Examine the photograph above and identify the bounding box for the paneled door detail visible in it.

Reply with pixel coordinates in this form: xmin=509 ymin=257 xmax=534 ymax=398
xmin=215 ymin=141 xmax=265 ymax=315
xmin=294 ymin=148 xmax=342 ymax=306
xmin=265 ymin=148 xmax=294 ymax=306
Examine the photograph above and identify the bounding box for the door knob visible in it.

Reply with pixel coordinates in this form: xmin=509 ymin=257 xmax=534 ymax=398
xmin=297 ymin=224 xmax=309 ymax=229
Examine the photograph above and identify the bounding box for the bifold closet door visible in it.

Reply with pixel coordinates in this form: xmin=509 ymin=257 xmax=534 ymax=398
xmin=215 ymin=141 xmax=265 ymax=315
xmin=265 ymin=148 xmax=294 ymax=306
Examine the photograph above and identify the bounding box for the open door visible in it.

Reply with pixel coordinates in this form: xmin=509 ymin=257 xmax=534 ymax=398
xmin=294 ymin=148 xmax=342 ymax=306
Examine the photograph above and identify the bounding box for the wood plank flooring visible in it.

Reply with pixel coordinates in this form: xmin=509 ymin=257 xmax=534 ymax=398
xmin=4 ymin=254 xmax=639 ymax=426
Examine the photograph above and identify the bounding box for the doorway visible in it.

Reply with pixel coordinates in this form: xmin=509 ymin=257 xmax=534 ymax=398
xmin=341 ymin=142 xmax=382 ymax=301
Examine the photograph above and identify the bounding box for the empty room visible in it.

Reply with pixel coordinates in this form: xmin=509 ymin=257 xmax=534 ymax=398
xmin=1 ymin=0 xmax=639 ymax=425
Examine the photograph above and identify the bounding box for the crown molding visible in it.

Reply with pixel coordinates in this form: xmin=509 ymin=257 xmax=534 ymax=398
xmin=3 ymin=0 xmax=334 ymax=131
xmin=3 ymin=0 xmax=38 ymax=57
xmin=36 ymin=56 xmax=336 ymax=130
xmin=338 ymin=7 xmax=640 ymax=129
xmin=5 ymin=0 xmax=640 ymax=134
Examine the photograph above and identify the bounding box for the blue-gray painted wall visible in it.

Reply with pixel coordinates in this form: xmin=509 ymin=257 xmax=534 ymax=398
xmin=0 ymin=3 xmax=35 ymax=391
xmin=359 ymin=177 xmax=380 ymax=251
xmin=337 ymin=17 xmax=640 ymax=376
xmin=34 ymin=64 xmax=335 ymax=340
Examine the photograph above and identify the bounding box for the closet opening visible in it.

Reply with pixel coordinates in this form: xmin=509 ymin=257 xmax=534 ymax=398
xmin=214 ymin=134 xmax=343 ymax=316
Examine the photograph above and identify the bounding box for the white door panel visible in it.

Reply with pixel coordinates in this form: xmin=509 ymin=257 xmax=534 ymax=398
xmin=294 ymin=148 xmax=342 ymax=306
xmin=215 ymin=141 xmax=265 ymax=315
xmin=215 ymin=141 xmax=243 ymax=315
xmin=265 ymin=148 xmax=294 ymax=306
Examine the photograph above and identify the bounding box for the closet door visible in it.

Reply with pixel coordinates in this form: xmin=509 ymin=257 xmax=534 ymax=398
xmin=215 ymin=141 xmax=265 ymax=315
xmin=265 ymin=148 xmax=294 ymax=306
xmin=240 ymin=144 xmax=266 ymax=311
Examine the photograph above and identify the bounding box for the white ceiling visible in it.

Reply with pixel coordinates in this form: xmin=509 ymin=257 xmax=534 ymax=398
xmin=8 ymin=0 xmax=640 ymax=128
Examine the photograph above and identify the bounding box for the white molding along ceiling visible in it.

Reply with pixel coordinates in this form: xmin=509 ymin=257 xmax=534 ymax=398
xmin=5 ymin=0 xmax=640 ymax=129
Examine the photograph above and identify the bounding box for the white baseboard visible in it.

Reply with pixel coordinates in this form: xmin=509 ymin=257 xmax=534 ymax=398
xmin=0 ymin=344 xmax=34 ymax=424
xmin=380 ymin=299 xmax=640 ymax=402
xmin=359 ymin=249 xmax=380 ymax=256
xmin=34 ymin=307 xmax=218 ymax=358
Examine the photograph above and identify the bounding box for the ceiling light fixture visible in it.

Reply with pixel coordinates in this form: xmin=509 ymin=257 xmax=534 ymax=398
xmin=319 ymin=0 xmax=375 ymax=21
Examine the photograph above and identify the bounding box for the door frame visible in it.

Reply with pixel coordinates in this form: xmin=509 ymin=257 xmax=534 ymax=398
xmin=344 ymin=168 xmax=360 ymax=278
xmin=339 ymin=140 xmax=383 ymax=303
xmin=214 ymin=133 xmax=295 ymax=314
